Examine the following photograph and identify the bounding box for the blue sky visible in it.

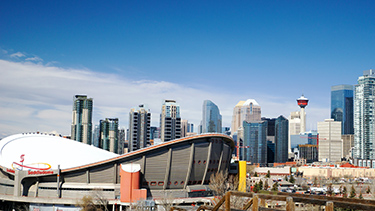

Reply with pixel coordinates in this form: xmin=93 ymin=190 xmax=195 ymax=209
xmin=0 ymin=1 xmax=374 ymax=137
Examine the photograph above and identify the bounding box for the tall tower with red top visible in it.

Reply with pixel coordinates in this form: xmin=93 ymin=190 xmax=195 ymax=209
xmin=297 ymin=94 xmax=309 ymax=133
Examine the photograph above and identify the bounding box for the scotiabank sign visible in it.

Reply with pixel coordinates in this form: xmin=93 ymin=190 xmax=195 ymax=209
xmin=5 ymin=168 xmax=54 ymax=175
xmin=28 ymin=170 xmax=54 ymax=175
xmin=6 ymin=168 xmax=15 ymax=174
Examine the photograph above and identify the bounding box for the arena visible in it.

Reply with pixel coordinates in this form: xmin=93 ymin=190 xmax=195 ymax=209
xmin=0 ymin=133 xmax=235 ymax=209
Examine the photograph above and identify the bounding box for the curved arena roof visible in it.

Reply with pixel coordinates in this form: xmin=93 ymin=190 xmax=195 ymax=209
xmin=0 ymin=133 xmax=118 ymax=170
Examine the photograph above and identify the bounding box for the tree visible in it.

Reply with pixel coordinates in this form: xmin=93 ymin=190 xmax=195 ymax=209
xmin=367 ymin=186 xmax=371 ymax=194
xmin=253 ymin=182 xmax=260 ymax=193
xmin=326 ymin=183 xmax=334 ymax=196
xmin=342 ymin=186 xmax=347 ymax=198
xmin=77 ymin=195 xmax=108 ymax=211
xmin=359 ymin=192 xmax=363 ymax=200
xmin=246 ymin=165 xmax=256 ymax=177
xmin=349 ymin=185 xmax=356 ymax=198
xmin=272 ymin=182 xmax=278 ymax=192
xmin=209 ymin=171 xmax=242 ymax=209
xmin=264 ymin=180 xmax=269 ymax=190
xmin=266 ymin=170 xmax=270 ymax=178
xmin=289 ymin=175 xmax=295 ymax=184
xmin=258 ymin=180 xmax=263 ymax=191
xmin=159 ymin=192 xmax=179 ymax=211
xmin=313 ymin=177 xmax=318 ymax=187
xmin=339 ymin=185 xmax=343 ymax=195
xmin=209 ymin=171 xmax=228 ymax=196
xmin=254 ymin=172 xmax=258 ymax=177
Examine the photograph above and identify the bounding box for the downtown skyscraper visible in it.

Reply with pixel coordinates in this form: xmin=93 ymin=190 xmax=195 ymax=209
xmin=231 ymin=99 xmax=261 ymax=134
xmin=317 ymin=119 xmax=343 ymax=162
xmin=275 ymin=115 xmax=289 ymax=163
xmin=99 ymin=118 xmax=119 ymax=154
xmin=354 ymin=70 xmax=375 ymax=160
xmin=160 ymin=100 xmax=181 ymax=142
xmin=243 ymin=121 xmax=267 ymax=165
xmin=331 ymin=84 xmax=354 ymax=135
xmin=128 ymin=104 xmax=151 ymax=152
xmin=201 ymin=100 xmax=222 ymax=133
xmin=71 ymin=95 xmax=93 ymax=145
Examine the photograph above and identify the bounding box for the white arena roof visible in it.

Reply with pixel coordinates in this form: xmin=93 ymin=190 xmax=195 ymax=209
xmin=0 ymin=133 xmax=118 ymax=170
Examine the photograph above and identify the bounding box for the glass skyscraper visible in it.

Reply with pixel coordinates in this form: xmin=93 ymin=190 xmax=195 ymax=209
xmin=71 ymin=95 xmax=93 ymax=145
xmin=201 ymin=100 xmax=222 ymax=133
xmin=242 ymin=121 xmax=267 ymax=165
xmin=275 ymin=115 xmax=289 ymax=163
xmin=331 ymin=84 xmax=354 ymax=135
xmin=354 ymin=70 xmax=375 ymax=159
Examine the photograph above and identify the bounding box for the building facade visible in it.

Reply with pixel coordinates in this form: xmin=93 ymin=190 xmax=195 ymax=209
xmin=71 ymin=95 xmax=93 ymax=145
xmin=331 ymin=84 xmax=354 ymax=135
xmin=242 ymin=121 xmax=267 ymax=165
xmin=298 ymin=144 xmax=318 ymax=163
xmin=160 ymin=100 xmax=181 ymax=142
xmin=231 ymin=99 xmax=261 ymax=135
xmin=275 ymin=115 xmax=289 ymax=163
xmin=128 ymin=104 xmax=151 ymax=152
xmin=99 ymin=118 xmax=119 ymax=154
xmin=342 ymin=134 xmax=354 ymax=158
xmin=288 ymin=111 xmax=301 ymax=153
xmin=201 ymin=100 xmax=222 ymax=133
xmin=354 ymin=70 xmax=375 ymax=160
xmin=317 ymin=119 xmax=342 ymax=162
xmin=181 ymin=120 xmax=194 ymax=137
xmin=118 ymin=128 xmax=126 ymax=154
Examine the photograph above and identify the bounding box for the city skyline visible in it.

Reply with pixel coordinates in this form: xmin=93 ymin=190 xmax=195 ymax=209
xmin=1 ymin=1 xmax=375 ymax=138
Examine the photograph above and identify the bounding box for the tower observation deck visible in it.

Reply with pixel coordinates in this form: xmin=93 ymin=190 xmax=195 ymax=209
xmin=297 ymin=95 xmax=309 ymax=108
xmin=297 ymin=94 xmax=309 ymax=133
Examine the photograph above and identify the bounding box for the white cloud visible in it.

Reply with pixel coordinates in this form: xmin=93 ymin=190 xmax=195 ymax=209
xmin=0 ymin=59 xmax=329 ymax=138
xmin=10 ymin=52 xmax=25 ymax=58
xmin=25 ymin=56 xmax=43 ymax=62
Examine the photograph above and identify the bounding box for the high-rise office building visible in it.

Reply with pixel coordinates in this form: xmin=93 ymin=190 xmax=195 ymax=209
xmin=231 ymin=99 xmax=261 ymax=135
xmin=187 ymin=123 xmax=194 ymax=133
xmin=181 ymin=120 xmax=195 ymax=137
xmin=267 ymin=141 xmax=275 ymax=164
xmin=71 ymin=95 xmax=93 ymax=145
xmin=99 ymin=118 xmax=119 ymax=154
xmin=160 ymin=100 xmax=181 ymax=142
xmin=317 ymin=119 xmax=342 ymax=162
xmin=342 ymin=134 xmax=354 ymax=159
xmin=150 ymin=126 xmax=158 ymax=140
xmin=128 ymin=104 xmax=151 ymax=152
xmin=298 ymin=145 xmax=318 ymax=163
xmin=262 ymin=117 xmax=276 ymax=138
xmin=118 ymin=128 xmax=126 ymax=154
xmin=288 ymin=111 xmax=301 ymax=153
xmin=201 ymin=100 xmax=222 ymax=133
xmin=262 ymin=117 xmax=276 ymax=163
xmin=242 ymin=121 xmax=267 ymax=165
xmin=275 ymin=115 xmax=289 ymax=163
xmin=92 ymin=125 xmax=100 ymax=147
xmin=331 ymin=85 xmax=354 ymax=135
xmin=354 ymin=70 xmax=375 ymax=160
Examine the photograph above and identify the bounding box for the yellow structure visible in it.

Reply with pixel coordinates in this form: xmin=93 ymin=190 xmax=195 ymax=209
xmin=238 ymin=161 xmax=247 ymax=192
